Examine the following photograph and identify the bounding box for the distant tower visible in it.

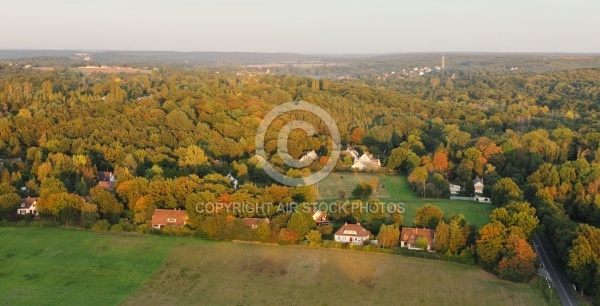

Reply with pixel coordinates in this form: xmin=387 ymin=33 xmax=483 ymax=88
xmin=442 ymin=54 xmax=446 ymax=69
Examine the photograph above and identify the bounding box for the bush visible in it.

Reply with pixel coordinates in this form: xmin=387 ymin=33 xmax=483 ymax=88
xmin=307 ymin=230 xmax=322 ymax=246
xmin=136 ymin=223 xmax=152 ymax=234
xmin=110 ymin=223 xmax=124 ymax=232
xmin=322 ymin=240 xmax=342 ymax=249
xmin=92 ymin=220 xmax=111 ymax=231
xmin=316 ymin=225 xmax=333 ymax=235
xmin=162 ymin=226 xmax=193 ymax=236
xmin=277 ymin=228 xmax=299 ymax=245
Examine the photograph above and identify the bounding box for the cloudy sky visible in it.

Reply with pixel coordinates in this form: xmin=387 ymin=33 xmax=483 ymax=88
xmin=1 ymin=0 xmax=598 ymax=53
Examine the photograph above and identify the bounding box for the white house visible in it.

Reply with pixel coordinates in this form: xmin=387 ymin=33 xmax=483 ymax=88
xmin=18 ymin=197 xmax=39 ymax=216
xmin=299 ymin=150 xmax=318 ymax=164
xmin=449 ymin=184 xmax=461 ymax=195
xmin=358 ymin=153 xmax=381 ymax=168
xmin=349 ymin=151 xmax=381 ymax=171
xmin=226 ymin=173 xmax=239 ymax=189
xmin=350 ymin=161 xmax=366 ymax=171
xmin=473 ymin=177 xmax=484 ymax=194
xmin=334 ymin=223 xmax=371 ymax=245
xmin=311 ymin=208 xmax=329 ymax=225
xmin=344 ymin=147 xmax=359 ymax=160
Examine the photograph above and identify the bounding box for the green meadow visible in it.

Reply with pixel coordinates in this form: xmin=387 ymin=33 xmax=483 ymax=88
xmin=1 ymin=227 xmax=548 ymax=306
xmin=317 ymin=173 xmax=494 ymax=228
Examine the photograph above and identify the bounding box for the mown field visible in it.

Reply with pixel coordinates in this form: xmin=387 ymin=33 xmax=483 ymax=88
xmin=317 ymin=174 xmax=494 ymax=228
xmin=1 ymin=227 xmax=548 ymax=306
xmin=0 ymin=227 xmax=179 ymax=306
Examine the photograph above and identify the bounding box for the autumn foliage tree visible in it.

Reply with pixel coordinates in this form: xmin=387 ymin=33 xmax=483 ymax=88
xmin=496 ymin=233 xmax=537 ymax=282
xmin=414 ymin=204 xmax=443 ymax=229
xmin=377 ymin=224 xmax=400 ymax=248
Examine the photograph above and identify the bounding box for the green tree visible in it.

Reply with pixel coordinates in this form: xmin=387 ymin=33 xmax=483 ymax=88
xmin=386 ymin=147 xmax=410 ymax=170
xmin=492 ymin=178 xmax=522 ymax=206
xmin=90 ymin=185 xmax=123 ymax=223
xmin=434 ymin=220 xmax=450 ymax=253
xmin=352 ymin=182 xmax=373 ymax=199
xmin=414 ymin=204 xmax=444 ymax=229
xmin=0 ymin=193 xmax=21 ymax=219
xmin=287 ymin=206 xmax=315 ymax=237
xmin=175 ymin=145 xmax=209 ymax=168
xmin=416 ymin=236 xmax=429 ymax=250
xmin=377 ymin=224 xmax=400 ymax=248
xmin=567 ymin=224 xmax=600 ymax=296
xmin=256 ymin=220 xmax=272 ymax=242
xmin=307 ymin=230 xmax=322 ymax=246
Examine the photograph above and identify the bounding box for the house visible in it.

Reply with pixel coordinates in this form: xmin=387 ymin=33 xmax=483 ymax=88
xmin=98 ymin=181 xmax=116 ymax=192
xmin=449 ymin=184 xmax=461 ymax=195
xmin=311 ymin=208 xmax=330 ymax=225
xmin=98 ymin=171 xmax=115 ymax=182
xmin=299 ymin=150 xmax=318 ymax=164
xmin=473 ymin=176 xmax=484 ymax=194
xmin=334 ymin=222 xmax=371 ymax=245
xmin=242 ymin=217 xmax=270 ymax=229
xmin=400 ymin=228 xmax=435 ymax=251
xmin=344 ymin=147 xmax=359 ymax=160
xmin=98 ymin=171 xmax=116 ymax=191
xmin=350 ymin=161 xmax=366 ymax=171
xmin=18 ymin=197 xmax=39 ymax=215
xmin=151 ymin=209 xmax=188 ymax=229
xmin=358 ymin=153 xmax=381 ymax=168
xmin=226 ymin=173 xmax=239 ymax=189
xmin=349 ymin=152 xmax=381 ymax=171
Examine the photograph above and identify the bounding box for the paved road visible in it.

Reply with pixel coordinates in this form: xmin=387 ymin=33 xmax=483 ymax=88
xmin=533 ymin=235 xmax=578 ymax=306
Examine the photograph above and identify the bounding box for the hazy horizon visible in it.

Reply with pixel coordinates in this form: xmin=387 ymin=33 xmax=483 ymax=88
xmin=1 ymin=0 xmax=599 ymax=53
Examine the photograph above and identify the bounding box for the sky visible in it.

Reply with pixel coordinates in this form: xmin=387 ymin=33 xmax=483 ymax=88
xmin=0 ymin=0 xmax=599 ymax=54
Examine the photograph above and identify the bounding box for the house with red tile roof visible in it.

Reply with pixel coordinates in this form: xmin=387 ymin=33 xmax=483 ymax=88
xmin=400 ymin=228 xmax=435 ymax=251
xmin=97 ymin=171 xmax=116 ymax=192
xmin=151 ymin=209 xmax=188 ymax=229
xmin=334 ymin=222 xmax=371 ymax=245
xmin=242 ymin=217 xmax=270 ymax=229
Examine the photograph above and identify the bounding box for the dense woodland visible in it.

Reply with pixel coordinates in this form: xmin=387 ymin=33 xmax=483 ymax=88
xmin=0 ymin=62 xmax=599 ymax=301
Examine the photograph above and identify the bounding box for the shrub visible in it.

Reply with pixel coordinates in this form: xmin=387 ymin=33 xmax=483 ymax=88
xmin=162 ymin=226 xmax=193 ymax=236
xmin=307 ymin=230 xmax=322 ymax=246
xmin=277 ymin=228 xmax=299 ymax=245
xmin=110 ymin=223 xmax=124 ymax=232
xmin=92 ymin=220 xmax=111 ymax=231
xmin=136 ymin=223 xmax=152 ymax=234
xmin=316 ymin=225 xmax=333 ymax=235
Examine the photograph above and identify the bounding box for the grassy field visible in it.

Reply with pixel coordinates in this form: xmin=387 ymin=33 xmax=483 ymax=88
xmin=315 ymin=172 xmax=391 ymax=199
xmin=317 ymin=174 xmax=494 ymax=228
xmin=0 ymin=227 xmax=179 ymax=305
xmin=2 ymin=227 xmax=549 ymax=306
